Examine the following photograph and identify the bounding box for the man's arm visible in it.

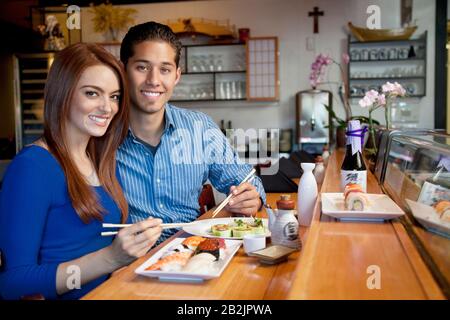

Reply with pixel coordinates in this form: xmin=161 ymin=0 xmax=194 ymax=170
xmin=204 ymin=117 xmax=266 ymax=216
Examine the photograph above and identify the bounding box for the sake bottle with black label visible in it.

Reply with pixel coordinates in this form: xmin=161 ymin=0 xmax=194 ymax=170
xmin=341 ymin=120 xmax=367 ymax=192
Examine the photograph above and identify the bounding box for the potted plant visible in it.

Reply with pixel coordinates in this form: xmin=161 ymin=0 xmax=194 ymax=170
xmin=309 ymin=53 xmax=353 ymax=147
xmin=358 ymin=82 xmax=406 ymax=154
xmin=357 ymin=81 xmax=406 ymax=171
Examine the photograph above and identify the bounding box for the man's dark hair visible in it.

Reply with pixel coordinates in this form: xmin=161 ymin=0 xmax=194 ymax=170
xmin=120 ymin=21 xmax=182 ymax=67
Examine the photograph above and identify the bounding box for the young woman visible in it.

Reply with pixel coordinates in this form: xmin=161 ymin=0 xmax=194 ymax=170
xmin=0 ymin=43 xmax=162 ymax=300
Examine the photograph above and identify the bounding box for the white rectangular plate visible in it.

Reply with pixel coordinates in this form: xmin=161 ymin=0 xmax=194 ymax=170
xmin=321 ymin=193 xmax=405 ymax=221
xmin=405 ymin=199 xmax=450 ymax=239
xmin=183 ymin=217 xmax=270 ymax=239
xmin=135 ymin=237 xmax=242 ymax=282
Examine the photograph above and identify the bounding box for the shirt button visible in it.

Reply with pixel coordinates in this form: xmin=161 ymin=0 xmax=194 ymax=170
xmin=156 ymin=178 xmax=161 ymax=183
xmin=160 ymin=204 xmax=164 ymax=208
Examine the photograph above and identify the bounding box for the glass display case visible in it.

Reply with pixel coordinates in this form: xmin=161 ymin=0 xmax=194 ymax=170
xmin=379 ymin=131 xmax=450 ymax=297
xmin=13 ymin=53 xmax=54 ymax=151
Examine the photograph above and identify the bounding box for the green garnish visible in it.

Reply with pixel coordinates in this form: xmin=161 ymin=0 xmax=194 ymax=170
xmin=252 ymin=218 xmax=263 ymax=227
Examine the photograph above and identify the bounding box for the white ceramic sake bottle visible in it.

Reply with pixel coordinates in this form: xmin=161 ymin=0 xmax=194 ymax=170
xmin=314 ymin=156 xmax=325 ymax=185
xmin=298 ymin=163 xmax=318 ymax=226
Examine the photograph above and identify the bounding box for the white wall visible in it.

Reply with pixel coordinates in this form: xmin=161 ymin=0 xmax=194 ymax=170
xmin=81 ymin=0 xmax=436 ymax=131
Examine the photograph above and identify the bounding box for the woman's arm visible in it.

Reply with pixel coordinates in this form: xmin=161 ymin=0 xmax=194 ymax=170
xmin=55 ymin=218 xmax=162 ymax=295
xmin=0 ymin=152 xmax=162 ymax=299
xmin=0 ymin=154 xmax=57 ymax=299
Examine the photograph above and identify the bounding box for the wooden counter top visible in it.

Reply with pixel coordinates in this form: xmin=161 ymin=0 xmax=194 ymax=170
xmin=82 ymin=194 xmax=304 ymax=300
xmin=83 ymin=150 xmax=444 ymax=300
xmin=287 ymin=149 xmax=444 ymax=299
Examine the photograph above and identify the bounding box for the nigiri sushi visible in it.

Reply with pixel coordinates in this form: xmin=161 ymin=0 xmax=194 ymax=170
xmin=145 ymin=251 xmax=193 ymax=272
xmin=195 ymin=238 xmax=223 ymax=260
xmin=182 ymin=252 xmax=217 ymax=273
xmin=160 ymin=243 xmax=193 ymax=259
xmin=434 ymin=200 xmax=450 ymax=222
xmin=344 ymin=183 xmax=368 ymax=211
xmin=182 ymin=236 xmax=206 ymax=250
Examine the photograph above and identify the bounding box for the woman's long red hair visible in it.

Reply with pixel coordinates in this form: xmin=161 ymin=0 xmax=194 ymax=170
xmin=43 ymin=43 xmax=129 ymax=223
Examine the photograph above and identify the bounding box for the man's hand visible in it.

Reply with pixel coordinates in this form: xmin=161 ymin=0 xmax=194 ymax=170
xmin=225 ymin=182 xmax=262 ymax=216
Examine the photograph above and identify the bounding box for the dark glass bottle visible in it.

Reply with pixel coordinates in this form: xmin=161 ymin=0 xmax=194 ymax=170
xmin=340 ymin=120 xmax=367 ymax=191
xmin=220 ymin=120 xmax=226 ymax=135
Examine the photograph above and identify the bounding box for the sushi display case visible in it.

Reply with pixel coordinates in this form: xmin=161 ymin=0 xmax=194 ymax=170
xmin=378 ymin=131 xmax=450 ymax=297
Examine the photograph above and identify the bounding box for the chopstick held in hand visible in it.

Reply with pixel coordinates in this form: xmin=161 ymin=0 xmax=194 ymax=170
xmin=211 ymin=168 xmax=256 ymax=218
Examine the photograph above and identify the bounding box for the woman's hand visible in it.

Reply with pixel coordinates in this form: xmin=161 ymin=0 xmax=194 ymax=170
xmin=108 ymin=218 xmax=162 ymax=268
xmin=56 ymin=218 xmax=162 ymax=295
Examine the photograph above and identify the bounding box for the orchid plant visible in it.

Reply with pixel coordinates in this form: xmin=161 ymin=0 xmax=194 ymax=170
xmin=358 ymin=81 xmax=406 ymax=155
xmin=309 ymin=53 xmax=352 ymax=121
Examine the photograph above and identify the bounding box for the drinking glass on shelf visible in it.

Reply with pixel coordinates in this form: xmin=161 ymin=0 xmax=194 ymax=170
xmin=189 ymin=87 xmax=196 ymax=99
xmin=225 ymin=82 xmax=231 ymax=99
xmin=191 ymin=56 xmax=199 ymax=72
xmin=208 ymin=84 xmax=214 ymax=99
xmin=369 ymin=49 xmax=378 ymax=60
xmin=236 ymin=81 xmax=243 ymax=99
xmin=215 ymin=55 xmax=223 ymax=71
xmin=350 ymin=49 xmax=360 ymax=61
xmin=388 ymin=48 xmax=397 ymax=60
xmin=219 ymin=82 xmax=226 ymax=99
xmin=208 ymin=54 xmax=215 ymax=72
xmin=234 ymin=53 xmax=245 ymax=71
xmin=398 ymin=48 xmax=409 ymax=59
xmin=360 ymin=49 xmax=369 ymax=60
xmin=378 ymin=48 xmax=387 ymax=60
xmin=199 ymin=55 xmax=207 ymax=72
xmin=231 ymin=81 xmax=238 ymax=99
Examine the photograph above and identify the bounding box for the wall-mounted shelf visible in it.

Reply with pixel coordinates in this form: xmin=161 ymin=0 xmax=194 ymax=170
xmin=349 ymin=76 xmax=426 ymax=81
xmin=347 ymin=32 xmax=427 ymax=99
xmin=171 ymin=38 xmax=279 ymax=102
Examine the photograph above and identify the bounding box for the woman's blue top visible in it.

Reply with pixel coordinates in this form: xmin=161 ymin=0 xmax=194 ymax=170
xmin=0 ymin=145 xmax=127 ymax=300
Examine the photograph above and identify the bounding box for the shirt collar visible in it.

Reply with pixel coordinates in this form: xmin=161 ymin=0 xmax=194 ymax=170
xmin=164 ymin=103 xmax=176 ymax=130
xmin=127 ymin=103 xmax=176 ymax=141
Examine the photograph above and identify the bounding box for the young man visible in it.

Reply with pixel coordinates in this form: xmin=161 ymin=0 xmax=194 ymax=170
xmin=117 ymin=21 xmax=266 ymax=242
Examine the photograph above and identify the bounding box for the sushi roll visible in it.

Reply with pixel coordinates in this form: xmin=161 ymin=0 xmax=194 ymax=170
xmin=344 ymin=183 xmax=368 ymax=211
xmin=232 ymin=225 xmax=253 ymax=238
xmin=145 ymin=251 xmax=193 ymax=271
xmin=182 ymin=236 xmax=206 ymax=251
xmin=195 ymin=238 xmax=222 ymax=260
xmin=211 ymin=224 xmax=232 ymax=237
xmin=182 ymin=253 xmax=217 ymax=273
xmin=344 ymin=183 xmax=363 ymax=198
xmin=248 ymin=218 xmax=265 ymax=235
xmin=434 ymin=200 xmax=450 ymax=222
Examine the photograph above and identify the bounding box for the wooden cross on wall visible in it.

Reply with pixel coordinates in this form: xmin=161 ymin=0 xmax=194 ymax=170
xmin=308 ymin=6 xmax=324 ymax=34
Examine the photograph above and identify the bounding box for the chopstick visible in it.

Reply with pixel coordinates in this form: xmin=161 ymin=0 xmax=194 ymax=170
xmin=101 ymin=168 xmax=257 ymax=236
xmin=211 ymin=168 xmax=256 ymax=218
xmin=101 ymin=222 xmax=195 ymax=236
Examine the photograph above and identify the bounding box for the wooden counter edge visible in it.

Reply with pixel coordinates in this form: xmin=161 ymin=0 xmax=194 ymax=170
xmin=287 ymin=149 xmax=445 ymax=300
xmin=391 ymin=221 xmax=445 ymax=299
